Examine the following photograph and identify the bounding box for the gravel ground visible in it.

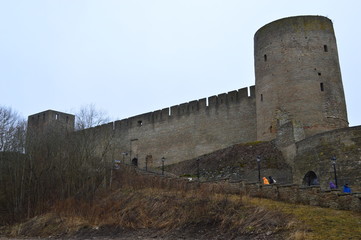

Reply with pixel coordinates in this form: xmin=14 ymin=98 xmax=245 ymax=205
xmin=1 ymin=226 xmax=287 ymax=240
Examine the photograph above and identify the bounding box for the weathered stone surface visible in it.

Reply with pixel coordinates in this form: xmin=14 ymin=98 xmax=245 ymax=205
xmin=255 ymin=16 xmax=348 ymax=141
xmin=27 ymin=15 xmax=360 ymax=193
xmin=293 ymin=126 xmax=361 ymax=190
xmin=164 ymin=141 xmax=292 ymax=184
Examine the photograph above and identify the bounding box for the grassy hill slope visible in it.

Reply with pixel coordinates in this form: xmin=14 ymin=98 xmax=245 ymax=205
xmin=2 ymin=166 xmax=360 ymax=239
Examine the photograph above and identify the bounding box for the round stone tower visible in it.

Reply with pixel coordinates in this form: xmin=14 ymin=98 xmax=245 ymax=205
xmin=254 ymin=15 xmax=348 ymax=141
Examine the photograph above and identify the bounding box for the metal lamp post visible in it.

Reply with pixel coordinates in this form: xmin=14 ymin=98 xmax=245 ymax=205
xmin=161 ymin=157 xmax=165 ymax=175
xmin=257 ymin=155 xmax=261 ymax=182
xmin=331 ymin=156 xmax=338 ymax=188
xmin=197 ymin=158 xmax=200 ymax=180
xmin=121 ymin=152 xmax=128 ymax=164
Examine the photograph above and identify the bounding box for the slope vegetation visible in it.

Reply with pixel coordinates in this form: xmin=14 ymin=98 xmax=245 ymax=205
xmin=2 ymin=166 xmax=360 ymax=239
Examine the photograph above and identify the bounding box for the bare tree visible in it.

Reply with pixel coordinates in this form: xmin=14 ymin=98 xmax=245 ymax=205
xmin=0 ymin=106 xmax=26 ymax=152
xmin=0 ymin=106 xmax=27 ymax=223
xmin=1 ymin=105 xmax=114 ymax=224
xmin=75 ymin=104 xmax=110 ymax=130
xmin=72 ymin=104 xmax=114 ymax=197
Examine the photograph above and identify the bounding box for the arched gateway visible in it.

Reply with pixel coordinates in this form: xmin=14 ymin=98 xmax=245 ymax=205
xmin=302 ymin=171 xmax=319 ymax=186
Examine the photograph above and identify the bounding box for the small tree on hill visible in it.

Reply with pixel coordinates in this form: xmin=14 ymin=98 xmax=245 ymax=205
xmin=0 ymin=106 xmax=26 ymax=153
xmin=75 ymin=104 xmax=110 ymax=130
xmin=0 ymin=106 xmax=27 ymax=223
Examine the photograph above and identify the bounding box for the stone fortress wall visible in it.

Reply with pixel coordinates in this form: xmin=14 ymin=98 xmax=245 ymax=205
xmin=28 ymin=16 xmax=361 ymax=189
xmin=83 ymin=86 xmax=257 ymax=168
xmin=293 ymin=125 xmax=361 ymax=190
xmin=254 ymin=16 xmax=348 ymax=141
xmin=28 ymin=87 xmax=257 ymax=168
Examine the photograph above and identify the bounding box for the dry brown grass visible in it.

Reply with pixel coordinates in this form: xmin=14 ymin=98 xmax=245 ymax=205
xmin=50 ymin=188 xmax=294 ymax=239
xmin=6 ymin=166 xmax=360 ymax=239
xmin=4 ymin=166 xmax=297 ymax=239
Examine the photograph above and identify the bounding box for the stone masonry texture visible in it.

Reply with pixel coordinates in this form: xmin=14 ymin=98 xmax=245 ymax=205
xmin=28 ymin=16 xmax=361 ymax=190
xmin=254 ymin=16 xmax=348 ymax=141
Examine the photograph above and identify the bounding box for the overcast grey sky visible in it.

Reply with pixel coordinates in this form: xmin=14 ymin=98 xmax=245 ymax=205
xmin=1 ymin=0 xmax=361 ymax=126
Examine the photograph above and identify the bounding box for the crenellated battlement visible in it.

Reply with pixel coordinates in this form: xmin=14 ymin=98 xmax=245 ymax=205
xmin=86 ymin=86 xmax=256 ymax=133
xmin=109 ymin=86 xmax=256 ymax=130
xmin=76 ymin=86 xmax=255 ymax=139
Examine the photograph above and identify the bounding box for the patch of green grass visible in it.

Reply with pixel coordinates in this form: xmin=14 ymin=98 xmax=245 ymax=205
xmin=179 ymin=174 xmax=196 ymax=178
xmin=247 ymin=197 xmax=361 ymax=240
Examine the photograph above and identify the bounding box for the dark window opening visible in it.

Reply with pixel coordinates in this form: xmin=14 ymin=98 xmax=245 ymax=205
xmin=66 ymin=116 xmax=69 ymax=123
xmin=269 ymin=126 xmax=272 ymax=133
xmin=318 ymin=72 xmax=321 ymax=76
xmin=137 ymin=120 xmax=143 ymax=126
xmin=261 ymin=94 xmax=263 ymax=102
xmin=324 ymin=45 xmax=328 ymax=52
xmin=264 ymin=54 xmax=267 ymax=61
xmin=320 ymin=82 xmax=324 ymax=91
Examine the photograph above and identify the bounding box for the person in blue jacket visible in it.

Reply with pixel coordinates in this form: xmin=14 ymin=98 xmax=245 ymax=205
xmin=343 ymin=184 xmax=352 ymax=193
